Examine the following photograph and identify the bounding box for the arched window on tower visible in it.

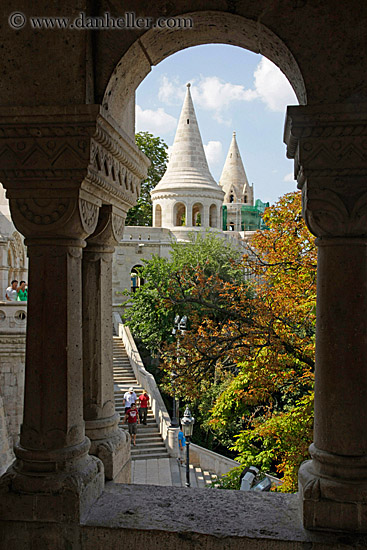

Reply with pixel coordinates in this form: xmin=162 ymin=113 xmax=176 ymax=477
xmin=244 ymin=195 xmax=248 ymax=203
xmin=229 ymin=194 xmax=234 ymax=203
xmin=229 ymin=222 xmax=235 ymax=231
xmin=154 ymin=204 xmax=162 ymax=227
xmin=192 ymin=203 xmax=203 ymax=226
xmin=131 ymin=265 xmax=144 ymax=293
xmin=209 ymin=204 xmax=217 ymax=228
xmin=174 ymin=203 xmax=186 ymax=226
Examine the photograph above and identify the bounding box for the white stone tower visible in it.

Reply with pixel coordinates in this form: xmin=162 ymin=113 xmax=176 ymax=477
xmin=151 ymin=83 xmax=224 ymax=239
xmin=220 ymin=132 xmax=254 ymax=232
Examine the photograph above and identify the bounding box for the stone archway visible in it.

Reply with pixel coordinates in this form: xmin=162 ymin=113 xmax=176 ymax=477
xmin=102 ymin=11 xmax=306 ymax=132
xmin=174 ymin=202 xmax=186 ymax=227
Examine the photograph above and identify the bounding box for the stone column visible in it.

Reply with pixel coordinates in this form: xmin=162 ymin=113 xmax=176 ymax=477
xmin=186 ymin=201 xmax=193 ymax=227
xmin=285 ymin=104 xmax=367 ymax=533
xmin=0 ymin=105 xmax=149 ymax=531
xmin=202 ymin=204 xmax=210 ymax=228
xmin=83 ymin=204 xmax=130 ymax=482
xmin=0 ymin=195 xmax=104 ymax=523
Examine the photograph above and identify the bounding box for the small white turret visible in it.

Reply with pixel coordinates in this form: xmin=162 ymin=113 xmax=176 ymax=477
xmin=220 ymin=132 xmax=254 ymax=232
xmin=151 ymin=84 xmax=224 ymax=237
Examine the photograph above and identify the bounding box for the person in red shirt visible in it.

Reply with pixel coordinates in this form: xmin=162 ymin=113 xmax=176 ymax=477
xmin=138 ymin=391 xmax=150 ymax=425
xmin=124 ymin=402 xmax=140 ymax=445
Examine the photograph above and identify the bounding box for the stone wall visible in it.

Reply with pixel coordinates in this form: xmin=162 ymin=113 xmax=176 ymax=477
xmin=112 ymin=226 xmax=172 ymax=305
xmin=0 ymin=302 xmax=26 ymax=473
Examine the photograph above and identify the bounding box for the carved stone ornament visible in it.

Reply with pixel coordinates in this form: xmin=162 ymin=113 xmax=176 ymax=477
xmin=284 ymin=104 xmax=367 ymax=238
xmin=0 ymin=105 xmax=150 ymax=232
xmin=79 ymin=198 xmax=99 ymax=235
xmin=112 ymin=213 xmax=125 ymax=242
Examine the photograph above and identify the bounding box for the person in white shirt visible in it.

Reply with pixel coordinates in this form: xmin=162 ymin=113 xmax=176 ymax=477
xmin=123 ymin=387 xmax=137 ymax=412
xmin=5 ymin=280 xmax=18 ymax=301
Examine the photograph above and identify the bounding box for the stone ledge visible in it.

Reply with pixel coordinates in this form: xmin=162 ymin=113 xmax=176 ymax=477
xmin=81 ymin=484 xmax=367 ymax=549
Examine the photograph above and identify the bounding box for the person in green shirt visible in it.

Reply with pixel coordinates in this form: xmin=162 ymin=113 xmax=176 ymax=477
xmin=17 ymin=281 xmax=28 ymax=301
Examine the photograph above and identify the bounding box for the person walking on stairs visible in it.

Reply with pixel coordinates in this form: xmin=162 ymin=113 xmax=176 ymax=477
xmin=124 ymin=402 xmax=140 ymax=446
xmin=138 ymin=390 xmax=150 ymax=425
xmin=123 ymin=387 xmax=137 ymax=413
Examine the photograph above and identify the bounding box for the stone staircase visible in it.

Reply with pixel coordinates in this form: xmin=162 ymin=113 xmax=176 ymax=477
xmin=113 ymin=336 xmax=169 ymax=461
xmin=113 ymin=335 xmax=218 ymax=487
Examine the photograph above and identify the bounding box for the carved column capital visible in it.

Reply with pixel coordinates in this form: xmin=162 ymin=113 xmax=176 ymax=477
xmin=284 ymin=104 xmax=367 ymax=237
xmin=86 ymin=205 xmax=126 ymax=250
xmin=8 ymin=195 xmax=100 ymax=243
xmin=0 ymin=105 xmax=150 ymax=239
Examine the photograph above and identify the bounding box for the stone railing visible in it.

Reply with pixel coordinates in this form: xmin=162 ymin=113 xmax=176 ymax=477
xmin=189 ymin=443 xmax=240 ymax=477
xmin=0 ymin=301 xmax=27 ymax=334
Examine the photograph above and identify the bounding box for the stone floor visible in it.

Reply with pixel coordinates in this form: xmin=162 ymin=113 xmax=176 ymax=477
xmin=131 ymin=457 xmax=217 ymax=488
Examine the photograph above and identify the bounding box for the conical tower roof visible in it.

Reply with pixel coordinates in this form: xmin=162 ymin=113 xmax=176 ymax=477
xmin=151 ymin=84 xmax=223 ymax=197
xmin=220 ymin=132 xmax=250 ymax=203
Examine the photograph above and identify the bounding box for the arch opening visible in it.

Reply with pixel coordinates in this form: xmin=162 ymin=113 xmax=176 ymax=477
xmin=131 ymin=265 xmax=144 ymax=293
xmin=102 ymin=11 xmax=306 ymax=127
xmin=192 ymin=203 xmax=203 ymax=227
xmin=174 ymin=203 xmax=186 ymax=227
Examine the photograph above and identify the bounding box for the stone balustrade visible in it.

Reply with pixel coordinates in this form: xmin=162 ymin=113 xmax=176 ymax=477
xmin=0 ymin=301 xmax=27 ymax=334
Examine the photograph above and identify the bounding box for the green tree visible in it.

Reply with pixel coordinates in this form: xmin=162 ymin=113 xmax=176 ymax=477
xmin=123 ymin=230 xmax=245 ymax=355
xmin=125 ymin=131 xmax=168 ymax=226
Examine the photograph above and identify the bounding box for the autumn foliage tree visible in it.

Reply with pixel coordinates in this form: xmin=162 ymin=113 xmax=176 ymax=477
xmin=159 ymin=192 xmax=316 ymax=490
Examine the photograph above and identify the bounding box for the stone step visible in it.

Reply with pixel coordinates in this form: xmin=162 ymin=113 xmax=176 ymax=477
xmin=134 ymin=440 xmax=166 ymax=448
xmin=195 ymin=466 xmax=206 ymax=489
xmin=202 ymin=470 xmax=214 ymax=486
xmin=136 ymin=436 xmax=162 ymax=444
xmin=131 ymin=451 xmax=170 ymax=461
xmin=130 ymin=443 xmax=166 ymax=453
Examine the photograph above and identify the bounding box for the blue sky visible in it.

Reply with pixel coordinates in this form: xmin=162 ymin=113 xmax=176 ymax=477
xmin=135 ymin=44 xmax=299 ymax=205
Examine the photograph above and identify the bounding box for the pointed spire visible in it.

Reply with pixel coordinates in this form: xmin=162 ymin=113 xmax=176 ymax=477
xmin=152 ymin=83 xmax=222 ymax=193
xmin=219 ymin=132 xmax=252 ymax=204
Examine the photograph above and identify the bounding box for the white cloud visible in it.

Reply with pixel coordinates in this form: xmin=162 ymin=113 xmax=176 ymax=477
xmin=135 ymin=105 xmax=177 ymax=135
xmin=157 ymin=57 xmax=298 ymax=122
xmin=158 ymin=75 xmax=257 ymax=124
xmin=158 ymin=76 xmax=185 ymax=105
xmin=204 ymin=140 xmax=223 ymax=166
xmin=284 ymin=172 xmax=294 ymax=182
xmin=253 ymin=58 xmax=298 ymax=112
xmin=192 ymin=77 xmax=258 ymax=122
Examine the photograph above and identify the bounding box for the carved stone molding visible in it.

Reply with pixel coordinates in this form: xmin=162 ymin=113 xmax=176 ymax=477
xmin=86 ymin=205 xmax=126 ymax=249
xmin=9 ymin=195 xmax=100 ymax=241
xmin=301 ymin=183 xmax=367 ymax=237
xmin=0 ymin=105 xmax=150 ymax=231
xmin=284 ymin=104 xmax=367 ymax=237
xmin=79 ymin=197 xmax=99 ymax=235
xmin=151 ymin=191 xmax=224 ymax=201
xmin=112 ymin=213 xmax=125 ymax=242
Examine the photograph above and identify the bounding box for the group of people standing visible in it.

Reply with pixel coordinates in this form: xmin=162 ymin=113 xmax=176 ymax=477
xmin=5 ymin=279 xmax=28 ymax=301
xmin=123 ymin=387 xmax=150 ymax=446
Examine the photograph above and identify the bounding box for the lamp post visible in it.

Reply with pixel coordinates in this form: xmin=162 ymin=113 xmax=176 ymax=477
xmin=171 ymin=314 xmax=187 ymax=428
xmin=181 ymin=404 xmax=195 ymax=487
